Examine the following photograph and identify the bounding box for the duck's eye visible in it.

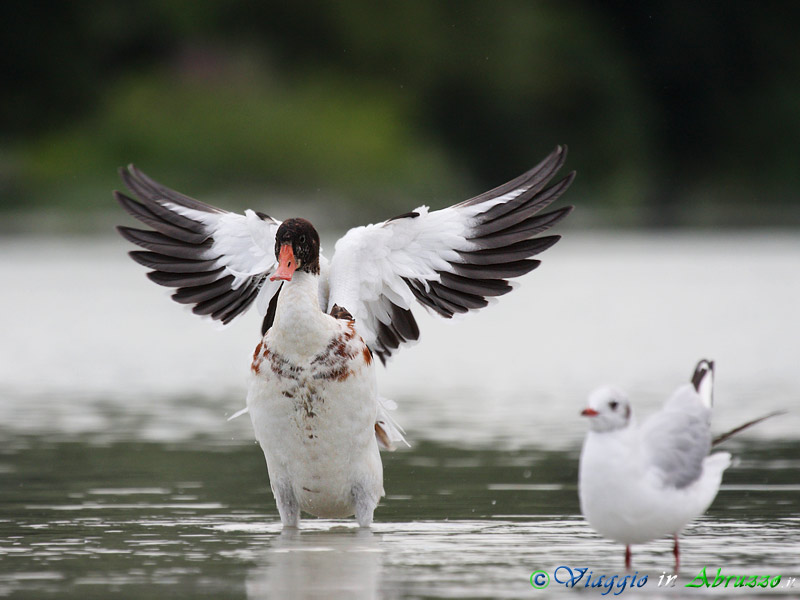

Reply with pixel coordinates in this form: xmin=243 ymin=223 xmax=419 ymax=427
xmin=609 ymin=400 xmax=618 ymax=410
xmin=299 ymin=234 xmax=306 ymax=244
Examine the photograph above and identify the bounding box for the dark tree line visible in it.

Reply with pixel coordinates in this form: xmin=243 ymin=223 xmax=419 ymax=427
xmin=3 ymin=1 xmax=799 ymax=218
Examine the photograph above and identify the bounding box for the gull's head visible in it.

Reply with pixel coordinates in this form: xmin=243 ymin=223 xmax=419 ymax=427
xmin=581 ymin=386 xmax=632 ymax=433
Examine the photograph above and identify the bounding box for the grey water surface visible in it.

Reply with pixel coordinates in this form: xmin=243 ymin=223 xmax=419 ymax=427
xmin=1 ymin=232 xmax=799 ymax=598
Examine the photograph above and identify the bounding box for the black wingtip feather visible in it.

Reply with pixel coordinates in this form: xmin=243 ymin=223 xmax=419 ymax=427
xmin=122 ymin=165 xmax=223 ymax=215
xmin=117 ymin=226 xmax=214 ymax=259
xmin=691 ymin=359 xmax=715 ymax=392
xmin=191 ymin=286 xmax=245 ymax=317
xmin=437 ymin=272 xmax=511 ymax=298
xmin=404 ymin=277 xmax=456 ymax=318
xmin=391 ymin=148 xmax=572 ymax=361
xmin=474 ymin=171 xmax=576 ymax=237
xmin=452 ymin=259 xmax=540 ymax=280
xmin=171 ymin=275 xmax=236 ymax=304
xmin=116 ymin=166 xmax=271 ymax=327
xmin=712 ymin=410 xmax=787 ymax=446
xmin=261 ymin=285 xmax=281 ymax=335
xmin=147 ymin=267 xmax=225 ymax=288
xmin=428 ymin=281 xmax=482 ymax=312
xmin=391 ymin=304 xmax=420 ymax=341
xmin=115 ymin=190 xmax=209 ymax=244
xmin=471 ymin=206 xmax=572 ymax=250
xmin=456 ymin=236 xmax=561 ymax=265
xmin=457 ymin=145 xmax=569 ymax=209
xmin=128 ymin=251 xmax=220 ymax=273
xmin=216 ymin=281 xmax=262 ymax=323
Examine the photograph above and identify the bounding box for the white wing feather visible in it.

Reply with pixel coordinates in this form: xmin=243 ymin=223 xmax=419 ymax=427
xmin=326 ymin=146 xmax=574 ymax=361
xmin=118 ymin=146 xmax=572 ymax=346
xmin=116 ymin=166 xmax=282 ymax=325
xmin=328 ymin=205 xmax=468 ymax=329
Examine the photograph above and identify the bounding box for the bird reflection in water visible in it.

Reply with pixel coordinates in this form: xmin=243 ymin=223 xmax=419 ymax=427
xmin=247 ymin=528 xmax=382 ymax=600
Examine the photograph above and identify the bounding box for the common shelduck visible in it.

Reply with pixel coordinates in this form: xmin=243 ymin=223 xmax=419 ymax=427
xmin=116 ymin=146 xmax=575 ymax=527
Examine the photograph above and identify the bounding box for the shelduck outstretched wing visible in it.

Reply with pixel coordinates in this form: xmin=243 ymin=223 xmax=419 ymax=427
xmin=327 ymin=145 xmax=574 ymax=362
xmin=115 ymin=166 xmax=283 ymax=325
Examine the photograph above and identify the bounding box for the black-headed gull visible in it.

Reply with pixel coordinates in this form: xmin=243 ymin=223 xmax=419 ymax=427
xmin=115 ymin=147 xmax=574 ymax=527
xmin=579 ymin=359 xmax=780 ymax=569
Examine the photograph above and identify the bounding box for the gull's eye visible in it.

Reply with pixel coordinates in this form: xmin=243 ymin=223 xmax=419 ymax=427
xmin=609 ymin=400 xmax=619 ymax=410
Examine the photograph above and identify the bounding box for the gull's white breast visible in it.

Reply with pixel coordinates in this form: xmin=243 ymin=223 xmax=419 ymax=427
xmin=579 ymin=429 xmax=730 ymax=544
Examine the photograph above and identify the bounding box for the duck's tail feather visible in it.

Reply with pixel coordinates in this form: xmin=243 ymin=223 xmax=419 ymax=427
xmin=227 ymin=406 xmax=249 ymax=422
xmin=375 ymin=396 xmax=410 ymax=451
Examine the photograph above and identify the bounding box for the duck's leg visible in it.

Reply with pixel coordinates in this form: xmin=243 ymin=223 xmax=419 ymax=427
xmin=673 ymin=535 xmax=680 ymax=572
xmin=625 ymin=545 xmax=632 ymax=570
xmin=352 ymin=482 xmax=379 ymax=528
xmin=272 ymin=481 xmax=300 ymax=528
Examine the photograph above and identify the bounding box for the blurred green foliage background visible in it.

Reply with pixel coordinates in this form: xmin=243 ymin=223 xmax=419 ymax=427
xmin=2 ymin=1 xmax=799 ymax=228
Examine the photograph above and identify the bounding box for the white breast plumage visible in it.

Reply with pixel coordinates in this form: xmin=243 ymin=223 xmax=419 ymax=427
xmin=246 ymin=272 xmax=383 ymax=526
